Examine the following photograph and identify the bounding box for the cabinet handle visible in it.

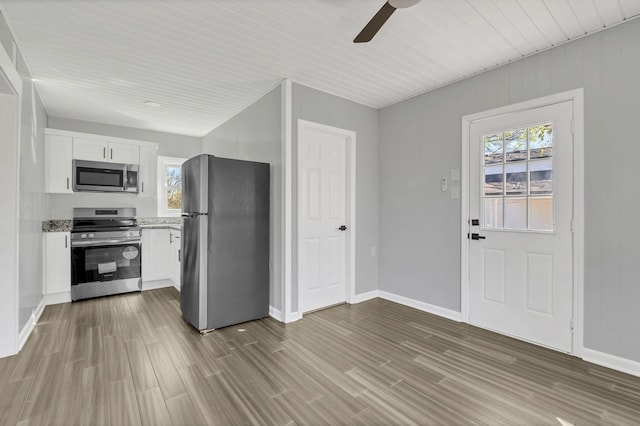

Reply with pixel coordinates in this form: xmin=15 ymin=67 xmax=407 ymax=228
xmin=65 ymin=235 xmax=68 ymax=249
xmin=110 ymin=148 xmax=113 ymax=160
xmin=169 ymin=233 xmax=173 ymax=244
xmin=66 ymin=177 xmax=70 ymax=190
xmin=103 ymin=147 xmax=106 ymax=158
xmin=142 ymin=182 xmax=144 ymax=193
xmin=178 ymin=249 xmax=181 ymax=262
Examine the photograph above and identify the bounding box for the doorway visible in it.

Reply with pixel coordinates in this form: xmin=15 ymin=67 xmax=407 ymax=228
xmin=462 ymin=90 xmax=584 ymax=355
xmin=297 ymin=120 xmax=356 ymax=314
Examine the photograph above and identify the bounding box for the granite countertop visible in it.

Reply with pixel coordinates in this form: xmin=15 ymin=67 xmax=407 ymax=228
xmin=42 ymin=217 xmax=181 ymax=232
xmin=139 ymin=223 xmax=182 ymax=231
xmin=42 ymin=220 xmax=72 ymax=232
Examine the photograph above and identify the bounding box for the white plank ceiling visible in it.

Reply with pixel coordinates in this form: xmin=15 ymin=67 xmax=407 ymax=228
xmin=1 ymin=0 xmax=639 ymax=137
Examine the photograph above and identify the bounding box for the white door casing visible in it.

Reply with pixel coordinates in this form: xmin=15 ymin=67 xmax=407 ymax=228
xmin=462 ymin=89 xmax=584 ymax=356
xmin=0 ymin=40 xmax=22 ymax=358
xmin=297 ymin=120 xmax=356 ymax=315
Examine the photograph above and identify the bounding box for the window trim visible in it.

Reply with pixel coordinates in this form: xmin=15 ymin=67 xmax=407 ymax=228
xmin=157 ymin=156 xmax=187 ymax=217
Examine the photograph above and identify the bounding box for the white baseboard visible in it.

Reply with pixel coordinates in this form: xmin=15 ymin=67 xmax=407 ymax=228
xmin=377 ymin=291 xmax=462 ymax=322
xmin=269 ymin=306 xmax=283 ymax=322
xmin=18 ymin=298 xmax=46 ymax=350
xmin=142 ymin=279 xmax=175 ymax=291
xmin=269 ymin=307 xmax=301 ymax=323
xmin=34 ymin=299 xmax=45 ymax=323
xmin=286 ymin=311 xmax=301 ymax=323
xmin=581 ymin=347 xmax=640 ymax=378
xmin=43 ymin=291 xmax=71 ymax=306
xmin=351 ymin=290 xmax=379 ymax=304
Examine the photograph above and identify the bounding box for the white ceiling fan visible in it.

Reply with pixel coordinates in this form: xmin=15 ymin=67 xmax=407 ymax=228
xmin=353 ymin=0 xmax=421 ymax=43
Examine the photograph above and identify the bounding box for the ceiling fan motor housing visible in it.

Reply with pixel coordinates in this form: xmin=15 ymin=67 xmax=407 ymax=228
xmin=388 ymin=0 xmax=421 ymax=9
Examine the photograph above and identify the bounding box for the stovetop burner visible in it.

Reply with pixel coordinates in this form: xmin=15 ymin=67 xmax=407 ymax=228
xmin=72 ymin=207 xmax=139 ymax=232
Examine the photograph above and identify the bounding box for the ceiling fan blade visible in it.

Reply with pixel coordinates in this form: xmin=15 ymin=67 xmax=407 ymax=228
xmin=353 ymin=2 xmax=396 ymax=43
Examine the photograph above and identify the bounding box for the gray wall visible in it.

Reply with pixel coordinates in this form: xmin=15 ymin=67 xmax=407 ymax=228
xmin=292 ymin=83 xmax=379 ymax=312
xmin=46 ymin=117 xmax=203 ymax=219
xmin=202 ymin=85 xmax=282 ymax=310
xmin=1 ymin=12 xmax=49 ymax=332
xmin=379 ymin=19 xmax=640 ymax=362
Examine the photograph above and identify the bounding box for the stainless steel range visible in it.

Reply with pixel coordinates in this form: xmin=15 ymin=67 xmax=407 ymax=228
xmin=70 ymin=207 xmax=142 ymax=301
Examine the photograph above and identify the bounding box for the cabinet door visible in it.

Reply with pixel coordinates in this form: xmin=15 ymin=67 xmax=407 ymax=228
xmin=44 ymin=232 xmax=71 ymax=294
xmin=139 ymin=145 xmax=158 ymax=197
xmin=109 ymin=142 xmax=140 ymax=164
xmin=169 ymin=231 xmax=181 ymax=289
xmin=45 ymin=135 xmax=73 ymax=194
xmin=73 ymin=137 xmax=108 ymax=161
xmin=142 ymin=229 xmax=171 ymax=281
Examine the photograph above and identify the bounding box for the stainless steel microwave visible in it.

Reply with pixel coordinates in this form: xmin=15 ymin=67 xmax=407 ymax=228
xmin=73 ymin=159 xmax=139 ymax=193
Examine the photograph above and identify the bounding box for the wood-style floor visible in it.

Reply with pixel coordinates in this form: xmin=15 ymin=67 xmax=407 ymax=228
xmin=1 ymin=288 xmax=639 ymax=425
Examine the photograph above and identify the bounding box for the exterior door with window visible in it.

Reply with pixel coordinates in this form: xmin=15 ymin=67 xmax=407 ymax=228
xmin=468 ymin=101 xmax=573 ymax=352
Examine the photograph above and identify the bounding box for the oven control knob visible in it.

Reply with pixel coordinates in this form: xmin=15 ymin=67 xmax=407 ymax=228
xmin=81 ymin=234 xmax=87 ymax=239
xmin=89 ymin=233 xmax=94 ymax=238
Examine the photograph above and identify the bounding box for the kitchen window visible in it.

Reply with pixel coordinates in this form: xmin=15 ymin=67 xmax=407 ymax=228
xmin=157 ymin=156 xmax=186 ymax=217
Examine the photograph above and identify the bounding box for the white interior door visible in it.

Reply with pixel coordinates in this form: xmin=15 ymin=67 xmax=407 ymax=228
xmin=468 ymin=100 xmax=574 ymax=352
xmin=298 ymin=122 xmax=349 ymax=313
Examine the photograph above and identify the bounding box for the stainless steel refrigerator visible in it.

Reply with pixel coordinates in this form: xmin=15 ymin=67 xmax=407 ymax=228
xmin=180 ymin=154 xmax=269 ymax=331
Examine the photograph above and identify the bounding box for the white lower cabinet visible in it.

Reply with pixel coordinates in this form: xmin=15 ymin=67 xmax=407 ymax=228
xmin=142 ymin=228 xmax=181 ymax=289
xmin=43 ymin=232 xmax=71 ymax=303
xmin=169 ymin=230 xmax=181 ymax=289
xmin=142 ymin=229 xmax=171 ymax=282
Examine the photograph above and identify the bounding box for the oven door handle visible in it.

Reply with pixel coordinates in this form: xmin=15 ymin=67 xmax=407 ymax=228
xmin=72 ymin=239 xmax=141 ymax=247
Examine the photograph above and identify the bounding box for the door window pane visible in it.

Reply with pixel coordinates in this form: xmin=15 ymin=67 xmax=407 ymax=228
xmin=504 ymin=197 xmax=527 ymax=229
xmin=530 ymin=197 xmax=553 ymax=230
xmin=505 ymin=162 xmax=527 ymax=195
xmin=481 ymin=122 xmax=555 ymax=232
xmin=484 ymin=198 xmax=503 ymax=229
xmin=505 ymin=128 xmax=527 ymax=162
xmin=484 ymin=133 xmax=503 ymax=164
xmin=529 ymin=123 xmax=553 ymax=159
xmin=530 ymin=158 xmax=553 ymax=195
xmin=484 ymin=164 xmax=503 ymax=195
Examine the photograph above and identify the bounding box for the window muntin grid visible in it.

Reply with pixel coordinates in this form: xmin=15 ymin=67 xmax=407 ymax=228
xmin=482 ymin=122 xmax=553 ymax=231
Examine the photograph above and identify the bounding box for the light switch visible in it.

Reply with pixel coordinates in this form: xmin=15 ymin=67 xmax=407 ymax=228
xmin=451 ymin=168 xmax=460 ymax=181
xmin=370 ymin=246 xmax=377 ymax=257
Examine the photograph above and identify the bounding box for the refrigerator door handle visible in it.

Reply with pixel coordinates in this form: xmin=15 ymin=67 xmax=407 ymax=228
xmin=181 ymin=212 xmax=208 ymax=218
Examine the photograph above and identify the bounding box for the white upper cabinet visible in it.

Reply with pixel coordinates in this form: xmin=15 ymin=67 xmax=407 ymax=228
xmin=45 ymin=128 xmax=157 ymax=194
xmin=73 ymin=137 xmax=109 ymax=162
xmin=45 ymin=134 xmax=73 ymax=194
xmin=109 ymin=141 xmax=140 ymax=164
xmin=138 ymin=145 xmax=158 ymax=197
xmin=73 ymin=138 xmax=140 ymax=164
